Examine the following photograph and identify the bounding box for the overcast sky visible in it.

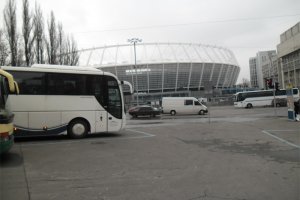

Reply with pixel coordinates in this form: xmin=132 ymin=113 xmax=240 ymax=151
xmin=1 ymin=0 xmax=300 ymax=83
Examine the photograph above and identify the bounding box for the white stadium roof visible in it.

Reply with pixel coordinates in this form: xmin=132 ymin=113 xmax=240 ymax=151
xmin=78 ymin=42 xmax=239 ymax=67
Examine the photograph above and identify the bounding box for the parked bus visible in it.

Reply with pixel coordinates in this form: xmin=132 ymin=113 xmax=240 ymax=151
xmin=0 ymin=69 xmax=18 ymax=153
xmin=1 ymin=64 xmax=132 ymax=138
xmin=234 ymin=88 xmax=300 ymax=108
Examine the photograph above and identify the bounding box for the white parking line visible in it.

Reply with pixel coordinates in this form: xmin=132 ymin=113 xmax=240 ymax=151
xmin=18 ymin=129 xmax=155 ymax=147
xmin=125 ymin=129 xmax=156 ymax=138
xmin=261 ymin=130 xmax=300 ymax=149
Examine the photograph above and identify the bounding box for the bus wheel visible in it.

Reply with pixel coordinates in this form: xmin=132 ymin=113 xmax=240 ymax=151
xmin=68 ymin=119 xmax=88 ymax=139
xmin=246 ymin=103 xmax=253 ymax=109
xmin=170 ymin=110 xmax=176 ymax=115
xmin=276 ymin=103 xmax=281 ymax=107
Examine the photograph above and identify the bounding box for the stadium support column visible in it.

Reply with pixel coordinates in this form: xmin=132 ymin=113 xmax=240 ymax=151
xmin=175 ymin=63 xmax=179 ymax=92
xmin=198 ymin=63 xmax=205 ymax=90
xmin=216 ymin=64 xmax=224 ymax=89
xmin=221 ymin=65 xmax=230 ymax=88
xmin=188 ymin=63 xmax=193 ymax=91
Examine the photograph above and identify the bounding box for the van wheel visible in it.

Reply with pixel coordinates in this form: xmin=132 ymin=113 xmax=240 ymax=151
xmin=276 ymin=103 xmax=281 ymax=107
xmin=199 ymin=110 xmax=205 ymax=115
xmin=170 ymin=110 xmax=176 ymax=115
xmin=246 ymin=103 xmax=253 ymax=109
xmin=68 ymin=119 xmax=88 ymax=139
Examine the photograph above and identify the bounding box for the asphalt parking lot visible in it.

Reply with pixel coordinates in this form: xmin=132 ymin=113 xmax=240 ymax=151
xmin=1 ymin=106 xmax=299 ymax=200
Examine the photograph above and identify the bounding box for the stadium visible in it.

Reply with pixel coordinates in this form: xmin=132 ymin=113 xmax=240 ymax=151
xmin=78 ymin=42 xmax=240 ymax=103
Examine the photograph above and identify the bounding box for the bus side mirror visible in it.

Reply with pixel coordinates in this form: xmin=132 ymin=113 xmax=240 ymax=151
xmin=14 ymin=81 xmax=19 ymax=95
xmin=121 ymin=81 xmax=133 ymax=94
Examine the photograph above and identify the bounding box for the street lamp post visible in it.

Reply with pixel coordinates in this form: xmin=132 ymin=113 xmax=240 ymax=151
xmin=128 ymin=38 xmax=142 ymax=105
xmin=268 ymin=52 xmax=277 ymax=116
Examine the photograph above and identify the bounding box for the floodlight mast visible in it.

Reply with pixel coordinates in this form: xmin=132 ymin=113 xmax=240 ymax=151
xmin=128 ymin=38 xmax=142 ymax=105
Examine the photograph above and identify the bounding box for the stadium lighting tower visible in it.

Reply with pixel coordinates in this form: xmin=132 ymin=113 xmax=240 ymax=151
xmin=128 ymin=38 xmax=142 ymax=105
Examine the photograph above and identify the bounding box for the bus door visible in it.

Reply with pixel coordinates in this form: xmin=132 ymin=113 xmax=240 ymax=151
xmin=90 ymin=76 xmax=108 ymax=133
xmin=93 ymin=75 xmax=123 ymax=132
xmin=95 ymin=111 xmax=108 ymax=133
xmin=106 ymin=77 xmax=123 ymax=132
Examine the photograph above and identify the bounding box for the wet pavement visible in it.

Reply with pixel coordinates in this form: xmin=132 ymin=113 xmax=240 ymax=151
xmin=1 ymin=106 xmax=299 ymax=200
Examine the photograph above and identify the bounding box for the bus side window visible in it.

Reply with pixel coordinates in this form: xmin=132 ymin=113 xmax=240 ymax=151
xmin=86 ymin=75 xmax=105 ymax=107
xmin=11 ymin=71 xmax=46 ymax=95
xmin=48 ymin=73 xmax=86 ymax=95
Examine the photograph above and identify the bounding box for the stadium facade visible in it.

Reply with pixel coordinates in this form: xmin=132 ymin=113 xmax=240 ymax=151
xmin=79 ymin=43 xmax=240 ymax=103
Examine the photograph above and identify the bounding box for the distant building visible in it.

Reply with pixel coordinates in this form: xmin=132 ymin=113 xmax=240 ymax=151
xmin=261 ymin=51 xmax=278 ymax=85
xmin=277 ymin=22 xmax=300 ymax=89
xmin=249 ymin=57 xmax=258 ymax=88
xmin=249 ymin=50 xmax=277 ymax=89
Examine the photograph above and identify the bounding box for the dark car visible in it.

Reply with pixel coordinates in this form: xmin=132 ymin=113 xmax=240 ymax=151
xmin=128 ymin=105 xmax=161 ymax=118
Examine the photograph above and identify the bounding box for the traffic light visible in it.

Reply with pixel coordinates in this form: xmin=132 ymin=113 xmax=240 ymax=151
xmin=275 ymin=82 xmax=279 ymax=91
xmin=267 ymin=79 xmax=273 ymax=89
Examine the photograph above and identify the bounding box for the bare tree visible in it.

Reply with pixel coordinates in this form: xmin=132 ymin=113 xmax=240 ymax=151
xmin=63 ymin=35 xmax=79 ymax=66
xmin=56 ymin=24 xmax=79 ymax=66
xmin=46 ymin=11 xmax=58 ymax=64
xmin=237 ymin=78 xmax=250 ymax=88
xmin=16 ymin=36 xmax=24 ymax=66
xmin=0 ymin=29 xmax=9 ymax=66
xmin=57 ymin=22 xmax=64 ymax=65
xmin=22 ymin=0 xmax=35 ymax=66
xmin=3 ymin=0 xmax=18 ymax=66
xmin=33 ymin=3 xmax=45 ymax=64
xmin=242 ymin=78 xmax=250 ymax=88
xmin=69 ymin=35 xmax=79 ymax=66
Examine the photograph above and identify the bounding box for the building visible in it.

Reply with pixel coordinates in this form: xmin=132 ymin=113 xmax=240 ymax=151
xmin=277 ymin=22 xmax=300 ymax=89
xmin=78 ymin=43 xmax=240 ymax=103
xmin=261 ymin=51 xmax=278 ymax=86
xmin=249 ymin=50 xmax=277 ymax=89
xmin=249 ymin=57 xmax=258 ymax=88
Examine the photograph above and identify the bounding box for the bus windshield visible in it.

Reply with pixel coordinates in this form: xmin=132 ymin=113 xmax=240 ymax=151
xmin=0 ymin=73 xmax=11 ymax=111
xmin=0 ymin=76 xmax=7 ymax=110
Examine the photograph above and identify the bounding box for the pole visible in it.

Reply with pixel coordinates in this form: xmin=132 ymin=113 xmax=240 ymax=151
xmin=128 ymin=38 xmax=142 ymax=106
xmin=268 ymin=51 xmax=277 ymax=117
xmin=133 ymin=42 xmax=139 ymax=105
xmin=273 ymin=87 xmax=277 ymax=116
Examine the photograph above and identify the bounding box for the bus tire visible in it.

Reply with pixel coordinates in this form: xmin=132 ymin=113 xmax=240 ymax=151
xmin=246 ymin=103 xmax=253 ymax=109
xmin=170 ymin=110 xmax=176 ymax=115
xmin=68 ymin=119 xmax=88 ymax=139
xmin=276 ymin=103 xmax=281 ymax=107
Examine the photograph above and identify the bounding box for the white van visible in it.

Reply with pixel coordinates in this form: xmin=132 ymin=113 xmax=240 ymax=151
xmin=162 ymin=97 xmax=208 ymax=115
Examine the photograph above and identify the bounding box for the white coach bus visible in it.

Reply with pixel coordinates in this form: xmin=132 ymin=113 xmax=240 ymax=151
xmin=234 ymin=88 xmax=299 ymax=108
xmin=1 ymin=64 xmax=132 ymax=138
